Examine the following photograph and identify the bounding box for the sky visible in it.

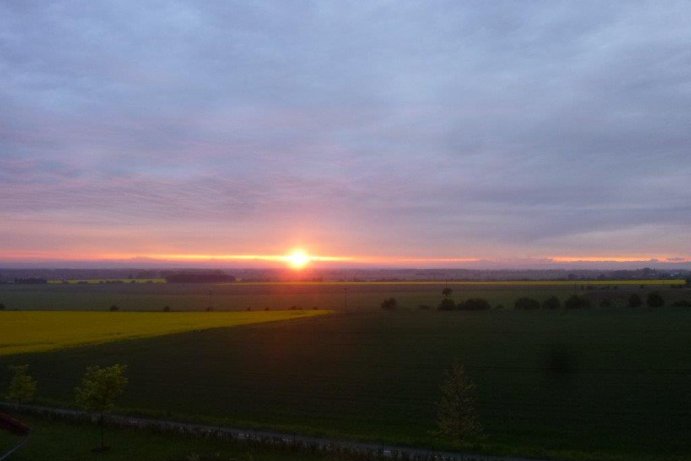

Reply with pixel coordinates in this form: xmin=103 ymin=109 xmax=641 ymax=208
xmin=1 ymin=1 xmax=690 ymax=269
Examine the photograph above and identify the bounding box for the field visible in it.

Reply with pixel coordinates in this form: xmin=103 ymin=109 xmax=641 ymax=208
xmin=0 ymin=279 xmax=686 ymax=312
xmin=0 ymin=310 xmax=329 ymax=356
xmin=3 ymin=306 xmax=691 ymax=461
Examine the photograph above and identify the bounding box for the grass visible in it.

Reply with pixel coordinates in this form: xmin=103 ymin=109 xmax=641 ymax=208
xmin=4 ymin=308 xmax=691 ymax=461
xmin=0 ymin=416 xmax=332 ymax=461
xmin=0 ymin=310 xmax=330 ymax=356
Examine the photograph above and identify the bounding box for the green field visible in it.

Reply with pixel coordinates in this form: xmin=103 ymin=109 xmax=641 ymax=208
xmin=0 ymin=416 xmax=327 ymax=461
xmin=3 ymin=308 xmax=691 ymax=461
xmin=0 ymin=280 xmax=687 ymax=312
xmin=0 ymin=311 xmax=329 ymax=355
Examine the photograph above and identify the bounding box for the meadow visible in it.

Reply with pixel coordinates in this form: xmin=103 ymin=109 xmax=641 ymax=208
xmin=3 ymin=306 xmax=691 ymax=461
xmin=0 ymin=416 xmax=328 ymax=461
xmin=0 ymin=310 xmax=329 ymax=356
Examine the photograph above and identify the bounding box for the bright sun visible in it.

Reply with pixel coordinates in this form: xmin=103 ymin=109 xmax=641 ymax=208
xmin=286 ymin=249 xmax=311 ymax=269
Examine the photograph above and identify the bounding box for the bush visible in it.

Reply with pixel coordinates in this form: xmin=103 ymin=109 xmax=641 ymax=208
xmin=542 ymin=296 xmax=561 ymax=310
xmin=671 ymin=300 xmax=691 ymax=307
xmin=0 ymin=303 xmax=5 ymax=310
xmin=459 ymin=298 xmax=491 ymax=311
xmin=646 ymin=292 xmax=664 ymax=308
xmin=514 ymin=297 xmax=540 ymax=310
xmin=163 ymin=305 xmax=171 ymax=312
xmin=628 ymin=294 xmax=642 ymax=308
xmin=109 ymin=305 xmax=119 ymax=312
xmin=381 ymin=297 xmax=398 ymax=311
xmin=599 ymin=298 xmax=613 ymax=308
xmin=565 ymin=294 xmax=590 ymax=309
xmin=437 ymin=298 xmax=456 ymax=311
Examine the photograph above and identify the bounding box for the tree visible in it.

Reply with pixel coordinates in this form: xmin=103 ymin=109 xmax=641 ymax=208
xmin=458 ymin=298 xmax=491 ymax=311
xmin=0 ymin=303 xmax=5 ymax=310
xmin=75 ymin=364 xmax=128 ymax=451
xmin=437 ymin=298 xmax=456 ymax=311
xmin=380 ymin=298 xmax=398 ymax=311
xmin=542 ymin=296 xmax=561 ymax=310
xmin=437 ymin=363 xmax=481 ymax=442
xmin=109 ymin=305 xmax=119 ymax=312
xmin=628 ymin=294 xmax=642 ymax=308
xmin=646 ymin=291 xmax=664 ymax=308
xmin=442 ymin=287 xmax=453 ymax=298
xmin=565 ymin=294 xmax=590 ymax=309
xmin=5 ymin=365 xmax=37 ymax=405
xmin=514 ymin=297 xmax=540 ymax=310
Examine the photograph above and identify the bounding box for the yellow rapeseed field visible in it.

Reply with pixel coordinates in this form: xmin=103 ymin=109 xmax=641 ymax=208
xmin=0 ymin=310 xmax=330 ymax=356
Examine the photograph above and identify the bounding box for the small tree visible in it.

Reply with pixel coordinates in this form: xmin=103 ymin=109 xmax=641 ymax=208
xmin=380 ymin=298 xmax=398 ymax=311
xmin=646 ymin=292 xmax=664 ymax=308
xmin=458 ymin=298 xmax=491 ymax=311
xmin=565 ymin=294 xmax=590 ymax=309
xmin=442 ymin=287 xmax=453 ymax=298
xmin=109 ymin=305 xmax=119 ymax=312
xmin=75 ymin=364 xmax=128 ymax=451
xmin=0 ymin=303 xmax=5 ymax=310
xmin=628 ymin=294 xmax=642 ymax=308
xmin=437 ymin=363 xmax=481 ymax=442
xmin=514 ymin=297 xmax=540 ymax=310
xmin=5 ymin=365 xmax=37 ymax=405
xmin=542 ymin=296 xmax=561 ymax=310
xmin=437 ymin=298 xmax=456 ymax=311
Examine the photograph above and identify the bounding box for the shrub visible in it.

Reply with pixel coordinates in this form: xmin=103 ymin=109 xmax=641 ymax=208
xmin=514 ymin=297 xmax=540 ymax=310
xmin=381 ymin=297 xmax=398 ymax=311
xmin=437 ymin=298 xmax=456 ymax=311
xmin=0 ymin=303 xmax=5 ymax=310
xmin=109 ymin=305 xmax=119 ymax=312
xmin=646 ymin=292 xmax=664 ymax=308
xmin=542 ymin=296 xmax=561 ymax=310
xmin=565 ymin=294 xmax=590 ymax=309
xmin=671 ymin=300 xmax=691 ymax=307
xmin=628 ymin=294 xmax=642 ymax=308
xmin=459 ymin=298 xmax=491 ymax=311
xmin=163 ymin=305 xmax=171 ymax=312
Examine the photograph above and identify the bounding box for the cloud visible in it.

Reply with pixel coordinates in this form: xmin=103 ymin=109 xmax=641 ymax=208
xmin=1 ymin=1 xmax=690 ymax=265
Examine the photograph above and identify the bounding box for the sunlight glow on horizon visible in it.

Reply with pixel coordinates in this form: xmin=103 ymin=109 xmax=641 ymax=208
xmin=0 ymin=251 xmax=689 ymax=267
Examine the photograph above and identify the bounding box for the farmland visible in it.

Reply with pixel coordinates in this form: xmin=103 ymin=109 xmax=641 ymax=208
xmin=3 ymin=306 xmax=691 ymax=461
xmin=0 ymin=279 xmax=686 ymax=312
xmin=0 ymin=310 xmax=329 ymax=356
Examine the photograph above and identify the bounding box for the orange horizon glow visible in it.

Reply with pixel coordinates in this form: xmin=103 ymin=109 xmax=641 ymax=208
xmin=0 ymin=250 xmax=690 ymax=266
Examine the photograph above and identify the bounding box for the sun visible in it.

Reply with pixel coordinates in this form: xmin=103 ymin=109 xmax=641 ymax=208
xmin=286 ymin=249 xmax=311 ymax=270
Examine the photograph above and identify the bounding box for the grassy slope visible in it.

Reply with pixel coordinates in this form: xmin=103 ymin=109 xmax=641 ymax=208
xmin=0 ymin=310 xmax=329 ymax=355
xmin=3 ymin=309 xmax=690 ymax=461
xmin=0 ymin=416 xmax=328 ymax=461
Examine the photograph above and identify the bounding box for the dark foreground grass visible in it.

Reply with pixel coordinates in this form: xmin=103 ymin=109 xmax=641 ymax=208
xmin=3 ymin=309 xmax=691 ymax=460
xmin=0 ymin=416 xmax=329 ymax=461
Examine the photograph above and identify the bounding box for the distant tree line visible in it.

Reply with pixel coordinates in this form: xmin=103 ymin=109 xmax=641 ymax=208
xmin=380 ymin=288 xmax=691 ymax=312
xmin=164 ymin=271 xmax=235 ymax=283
